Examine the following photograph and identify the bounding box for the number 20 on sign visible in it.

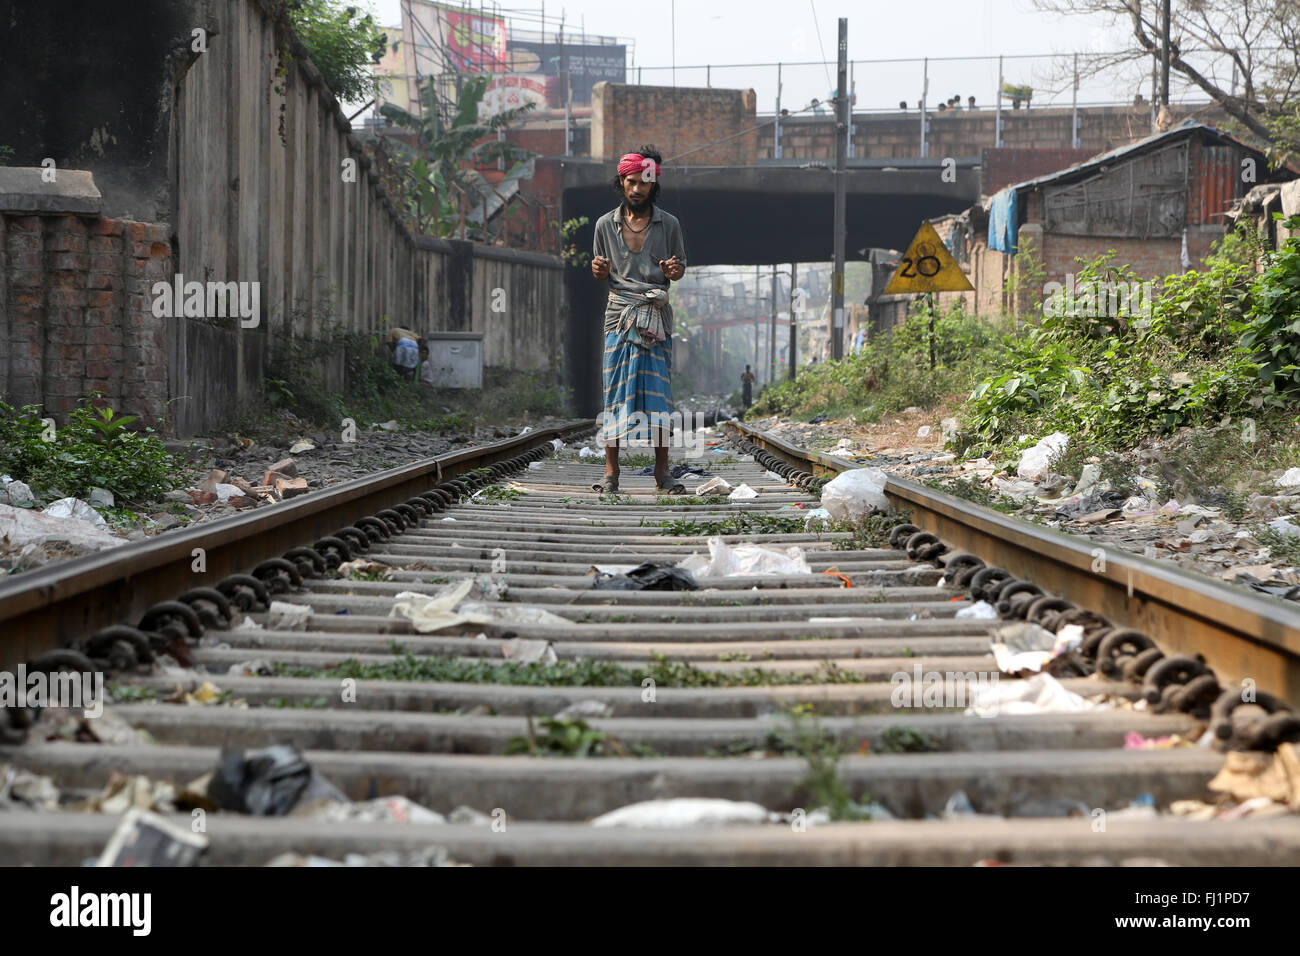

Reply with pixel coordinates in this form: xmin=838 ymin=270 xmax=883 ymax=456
xmin=883 ymin=221 xmax=974 ymax=295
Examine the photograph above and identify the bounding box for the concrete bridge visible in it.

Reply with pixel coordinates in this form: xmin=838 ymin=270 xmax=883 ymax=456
xmin=562 ymin=156 xmax=980 ymax=414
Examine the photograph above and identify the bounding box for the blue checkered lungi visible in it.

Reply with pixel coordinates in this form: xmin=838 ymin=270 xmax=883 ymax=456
xmin=601 ymin=331 xmax=673 ymax=445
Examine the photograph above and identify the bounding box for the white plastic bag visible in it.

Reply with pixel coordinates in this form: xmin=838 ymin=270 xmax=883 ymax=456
xmin=955 ymin=600 xmax=998 ymax=620
xmin=591 ymin=798 xmax=775 ymax=828
xmin=804 ymin=507 xmax=831 ymax=529
xmin=965 ymin=672 xmax=1102 ymax=716
xmin=728 ymin=483 xmax=759 ymax=500
xmin=267 ymin=601 xmax=313 ymax=631
xmin=819 ymin=467 xmax=889 ymax=521
xmin=41 ymin=497 xmax=109 ymax=527
xmin=1016 ymin=432 xmax=1069 ymax=480
xmin=695 ymin=476 xmax=733 ymax=496
xmin=676 ymin=536 xmax=811 ymax=577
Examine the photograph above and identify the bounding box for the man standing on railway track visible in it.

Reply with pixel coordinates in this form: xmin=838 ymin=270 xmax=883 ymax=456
xmin=590 ymin=144 xmax=688 ymax=495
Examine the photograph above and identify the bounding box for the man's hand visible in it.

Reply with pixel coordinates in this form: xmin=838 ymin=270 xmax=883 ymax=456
xmin=659 ymin=255 xmax=684 ymax=281
xmin=592 ymin=255 xmax=611 ymax=280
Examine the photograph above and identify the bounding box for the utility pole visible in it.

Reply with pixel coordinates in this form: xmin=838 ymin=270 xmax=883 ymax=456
xmin=774 ymin=63 xmax=783 ymax=159
xmin=848 ymin=63 xmax=855 ymax=159
xmin=753 ymin=265 xmax=761 ymax=383
xmin=919 ymin=57 xmax=928 ymax=158
xmin=769 ymin=265 xmax=777 ymax=381
xmin=995 ymin=55 xmax=1003 ymax=148
xmin=830 ymin=18 xmax=848 ymax=361
xmin=788 ymin=261 xmax=798 ymax=380
xmin=1071 ymin=53 xmax=1080 ymax=149
xmin=560 ymin=13 xmax=571 ymax=156
xmin=1160 ymin=0 xmax=1171 ymax=106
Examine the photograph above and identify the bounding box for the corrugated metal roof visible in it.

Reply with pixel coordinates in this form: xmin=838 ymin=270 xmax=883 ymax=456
xmin=998 ymin=121 xmax=1287 ymax=195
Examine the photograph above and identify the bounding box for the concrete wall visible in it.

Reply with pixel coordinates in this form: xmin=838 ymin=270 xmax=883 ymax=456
xmin=767 ymin=105 xmax=1230 ymax=162
xmin=0 ymin=0 xmax=566 ymax=435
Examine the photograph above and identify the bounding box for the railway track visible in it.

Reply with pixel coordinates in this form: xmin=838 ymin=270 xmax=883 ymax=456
xmin=2 ymin=419 xmax=1299 ymax=866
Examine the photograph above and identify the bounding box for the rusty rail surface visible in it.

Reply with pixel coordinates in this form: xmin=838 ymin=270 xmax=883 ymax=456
xmin=727 ymin=419 xmax=1300 ymax=708
xmin=0 ymin=420 xmax=597 ymax=671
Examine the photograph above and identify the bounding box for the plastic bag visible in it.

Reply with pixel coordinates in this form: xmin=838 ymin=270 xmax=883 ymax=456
xmin=591 ymin=798 xmax=776 ymax=828
xmin=41 ymin=497 xmax=109 ymax=527
xmin=676 ymin=536 xmax=811 ymax=577
xmin=696 ymin=476 xmax=733 ymax=496
xmin=819 ymin=467 xmax=889 ymax=521
xmin=1016 ymin=432 xmax=1069 ymax=480
xmin=955 ymin=600 xmax=998 ymax=619
xmin=208 ymin=745 xmax=344 ymax=816
xmin=592 ymin=562 xmax=699 ymax=591
xmin=804 ymin=507 xmax=831 ymax=529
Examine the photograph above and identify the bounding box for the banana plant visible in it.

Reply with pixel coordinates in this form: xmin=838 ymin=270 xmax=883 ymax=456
xmin=380 ymin=74 xmax=537 ymax=239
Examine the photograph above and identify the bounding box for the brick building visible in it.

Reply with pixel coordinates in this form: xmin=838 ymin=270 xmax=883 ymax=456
xmin=882 ymin=123 xmax=1296 ymax=324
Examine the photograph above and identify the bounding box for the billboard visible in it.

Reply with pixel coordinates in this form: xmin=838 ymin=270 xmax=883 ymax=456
xmin=414 ymin=0 xmax=507 ymax=72
xmin=479 ymin=73 xmax=551 ymax=120
xmin=506 ymin=40 xmax=626 ymax=104
xmin=383 ymin=0 xmax=508 ymax=114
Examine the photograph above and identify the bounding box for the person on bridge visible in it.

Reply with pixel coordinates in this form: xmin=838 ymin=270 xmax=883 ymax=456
xmin=590 ymin=144 xmax=688 ymax=494
xmin=741 ymin=365 xmax=756 ymax=410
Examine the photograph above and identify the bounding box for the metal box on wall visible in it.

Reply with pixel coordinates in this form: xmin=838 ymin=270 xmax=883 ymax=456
xmin=424 ymin=332 xmax=484 ymax=389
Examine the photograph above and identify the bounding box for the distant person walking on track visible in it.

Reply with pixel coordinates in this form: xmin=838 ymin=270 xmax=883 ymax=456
xmin=590 ymin=143 xmax=688 ymax=494
xmin=741 ymin=365 xmax=756 ymax=410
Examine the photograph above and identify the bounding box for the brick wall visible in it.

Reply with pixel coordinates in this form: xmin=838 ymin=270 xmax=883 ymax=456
xmin=1 ymin=212 xmax=170 ymax=425
xmin=982 ymin=147 xmax=1095 ymax=196
xmin=591 ymin=83 xmax=757 ymax=164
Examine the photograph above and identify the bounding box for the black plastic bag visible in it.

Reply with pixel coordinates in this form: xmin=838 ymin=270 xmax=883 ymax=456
xmin=208 ymin=744 xmax=314 ymax=816
xmin=593 ymin=562 xmax=699 ymax=592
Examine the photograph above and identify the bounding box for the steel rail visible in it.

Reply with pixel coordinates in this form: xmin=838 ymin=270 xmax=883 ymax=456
xmin=727 ymin=419 xmax=1300 ymax=707
xmin=0 ymin=420 xmax=598 ymax=671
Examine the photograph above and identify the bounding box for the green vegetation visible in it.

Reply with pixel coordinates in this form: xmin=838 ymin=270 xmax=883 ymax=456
xmin=267 ymin=696 xmax=329 ymax=709
xmin=962 ymin=231 xmax=1292 ymax=458
xmin=0 ymin=398 xmax=182 ymax=503
xmin=230 ymin=314 xmax=569 ymax=435
xmin=286 ymin=0 xmax=388 ymax=103
xmin=108 ymin=684 xmax=159 ymax=704
xmin=877 ymin=726 xmax=941 ymax=753
xmin=653 ymin=494 xmax=730 ymax=507
xmin=271 ymin=652 xmax=874 ymax=688
xmin=475 ymin=484 xmax=522 ymax=501
xmin=662 ymin=513 xmax=807 ymax=536
xmin=378 ymin=73 xmax=536 ymax=239
xmin=924 ymin=476 xmax=1027 ymax=515
xmin=749 ymin=301 xmax=1005 ymax=421
xmin=1254 ymin=523 xmax=1300 ymax=565
xmin=784 ymin=704 xmax=878 ymax=821
xmin=507 ymin=716 xmax=608 ymax=757
xmin=819 ymin=508 xmax=913 ymax=550
xmin=346 ymin=568 xmax=392 ymax=582
xmin=754 ymin=221 xmax=1300 ymax=493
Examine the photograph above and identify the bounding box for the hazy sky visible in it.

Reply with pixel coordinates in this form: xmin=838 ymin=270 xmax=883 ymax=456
xmin=369 ymin=0 xmax=1205 ymax=112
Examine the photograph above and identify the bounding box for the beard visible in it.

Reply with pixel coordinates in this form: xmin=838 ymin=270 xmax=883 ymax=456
xmin=624 ymin=193 xmax=650 ymax=212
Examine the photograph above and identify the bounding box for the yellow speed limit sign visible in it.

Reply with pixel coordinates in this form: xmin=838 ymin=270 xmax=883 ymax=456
xmin=883 ymin=221 xmax=974 ymax=295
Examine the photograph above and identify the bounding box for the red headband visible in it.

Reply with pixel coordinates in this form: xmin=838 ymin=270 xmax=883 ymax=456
xmin=618 ymin=152 xmax=661 ymax=179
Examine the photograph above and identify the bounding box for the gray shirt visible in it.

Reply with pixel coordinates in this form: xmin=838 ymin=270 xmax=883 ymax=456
xmin=593 ymin=203 xmax=687 ymax=334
